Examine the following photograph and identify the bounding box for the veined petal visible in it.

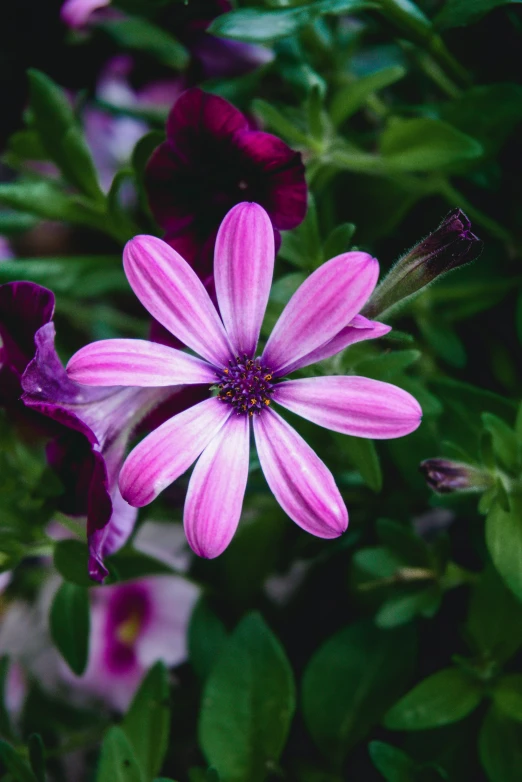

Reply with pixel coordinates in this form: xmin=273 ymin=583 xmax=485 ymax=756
xmin=184 ymin=414 xmax=250 ymax=558
xmin=67 ymin=339 xmax=216 ymax=387
xmin=253 ymin=409 xmax=347 ymax=538
xmin=273 ymin=376 xmax=422 ymax=439
xmin=124 ymin=235 xmax=232 ymax=366
xmin=119 ymin=398 xmax=232 ymax=507
xmin=283 ymin=315 xmax=391 ymax=374
xmin=214 ymin=202 xmax=274 ymax=357
xmin=262 ymin=252 xmax=379 ymax=375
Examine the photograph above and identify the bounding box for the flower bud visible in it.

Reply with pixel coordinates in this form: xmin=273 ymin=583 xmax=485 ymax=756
xmin=419 ymin=458 xmax=492 ymax=494
xmin=363 ymin=209 xmax=483 ymax=319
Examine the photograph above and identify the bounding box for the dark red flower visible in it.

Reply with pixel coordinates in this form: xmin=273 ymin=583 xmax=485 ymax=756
xmin=145 ymin=88 xmax=307 ymax=282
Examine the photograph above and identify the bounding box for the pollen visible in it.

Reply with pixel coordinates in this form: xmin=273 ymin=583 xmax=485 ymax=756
xmin=215 ymin=355 xmax=274 ymax=416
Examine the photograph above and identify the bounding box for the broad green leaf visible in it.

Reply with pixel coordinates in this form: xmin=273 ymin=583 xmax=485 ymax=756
xmin=435 ymin=0 xmax=522 ymax=30
xmin=493 ymin=675 xmax=522 ymax=721
xmin=322 ymin=223 xmax=356 ymax=259
xmin=368 ymin=740 xmax=415 ymax=782
xmin=0 ymin=257 xmax=126 ymax=297
xmin=49 ymin=582 xmax=90 ymax=675
xmin=466 ymin=565 xmax=522 ymax=664
xmin=199 ymin=612 xmax=295 ymax=782
xmin=98 ymin=17 xmax=189 ymax=70
xmin=278 ymin=195 xmax=322 ymax=269
xmin=485 ymin=496 xmax=522 ymax=602
xmin=28 ymin=734 xmax=46 ymax=782
xmin=0 ymin=181 xmax=106 ymax=230
xmin=252 ymin=100 xmax=311 ymax=147
xmin=353 ymin=546 xmax=402 ymax=578
xmin=0 ymin=740 xmax=37 ymax=782
xmin=481 ymin=412 xmax=519 ymax=472
xmin=380 ymin=118 xmax=482 ymax=172
xmin=122 ymin=662 xmax=170 ymax=780
xmin=339 ymin=435 xmax=382 ymax=492
xmin=330 ymin=66 xmax=407 ymax=126
xmin=0 ymin=210 xmax=37 ymax=234
xmin=97 ymin=727 xmax=144 ymax=782
xmin=353 ymin=350 xmax=421 ymax=381
xmin=384 ymin=668 xmax=482 ymax=730
xmin=376 ymin=588 xmax=440 ymax=629
xmin=302 ymin=621 xmax=416 ymax=766
xmin=188 ymin=598 xmax=228 ymax=681
xmin=479 ymin=705 xmax=522 ymax=782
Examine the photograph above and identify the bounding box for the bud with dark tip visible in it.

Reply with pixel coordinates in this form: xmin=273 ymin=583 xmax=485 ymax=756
xmin=420 ymin=459 xmax=492 ymax=494
xmin=363 ymin=209 xmax=483 ymax=319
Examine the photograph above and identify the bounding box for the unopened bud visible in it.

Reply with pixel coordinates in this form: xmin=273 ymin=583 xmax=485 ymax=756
xmin=419 ymin=459 xmax=492 ymax=494
xmin=363 ymin=209 xmax=482 ymax=319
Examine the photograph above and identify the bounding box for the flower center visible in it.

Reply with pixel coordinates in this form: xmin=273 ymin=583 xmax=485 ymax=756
xmin=216 ymin=355 xmax=274 ymax=416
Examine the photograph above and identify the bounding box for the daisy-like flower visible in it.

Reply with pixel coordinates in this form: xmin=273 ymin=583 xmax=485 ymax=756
xmin=67 ymin=202 xmax=422 ymax=558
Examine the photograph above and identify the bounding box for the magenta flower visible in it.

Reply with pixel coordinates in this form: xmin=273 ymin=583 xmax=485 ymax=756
xmin=60 ymin=0 xmax=110 ymax=28
xmin=145 ymin=89 xmax=307 ymax=280
xmin=67 ymin=202 xmax=422 ymax=558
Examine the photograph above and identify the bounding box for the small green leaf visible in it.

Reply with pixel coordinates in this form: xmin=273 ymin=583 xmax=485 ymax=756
xmin=322 ymin=223 xmax=356 ymax=259
xmin=486 ymin=496 xmax=522 ymax=602
xmin=376 ymin=589 xmax=440 ymax=629
xmin=354 ymin=350 xmax=421 ymax=380
xmin=479 ymin=705 xmax=522 ymax=782
xmin=354 ymin=546 xmax=403 ymax=578
xmin=53 ymin=540 xmax=92 ymax=587
xmin=252 ymin=100 xmax=311 ymax=147
xmin=0 ymin=181 xmax=106 ymax=230
xmin=28 ymin=734 xmax=46 ymax=782
xmin=0 ymin=257 xmax=126 ymax=298
xmin=481 ymin=412 xmax=519 ymax=472
xmin=50 ymin=582 xmax=90 ymax=675
xmin=97 ymin=727 xmax=144 ymax=782
xmin=376 ymin=520 xmax=431 ymax=568
xmin=466 ymin=565 xmax=522 ymax=664
xmin=339 ymin=435 xmax=382 ymax=492
xmin=384 ymin=668 xmax=482 ymax=730
xmin=369 ymin=740 xmax=416 ymax=782
xmin=330 ymin=66 xmax=407 ymax=126
xmin=380 ymin=118 xmax=483 ymax=172
xmin=188 ymin=598 xmax=228 ymax=681
xmin=493 ymin=675 xmax=522 ymax=721
xmin=435 ymin=0 xmax=522 ymax=30
xmin=199 ymin=612 xmax=295 ymax=782
xmin=0 ymin=740 xmax=37 ymax=782
xmin=98 ymin=17 xmax=189 ymax=70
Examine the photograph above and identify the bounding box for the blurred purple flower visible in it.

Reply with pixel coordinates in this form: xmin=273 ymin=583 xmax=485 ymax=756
xmin=145 ymin=88 xmax=307 ymax=282
xmin=67 ymin=575 xmax=199 ymax=711
xmin=60 ymin=0 xmax=110 ymax=28
xmin=67 ymin=203 xmax=421 ymax=558
xmin=0 ymin=236 xmax=14 ymax=260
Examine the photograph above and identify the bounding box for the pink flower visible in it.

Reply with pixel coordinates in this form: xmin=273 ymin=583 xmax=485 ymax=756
xmin=60 ymin=0 xmax=110 ymax=28
xmin=67 ymin=203 xmax=422 ymax=558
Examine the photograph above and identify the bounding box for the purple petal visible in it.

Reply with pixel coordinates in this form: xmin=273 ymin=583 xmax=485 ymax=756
xmin=60 ymin=0 xmax=110 ymax=28
xmin=124 ymin=235 xmax=232 ymax=366
xmin=184 ymin=414 xmax=249 ymax=558
xmin=253 ymin=409 xmax=347 ymax=538
xmin=262 ymin=252 xmax=379 ymax=376
xmin=67 ymin=339 xmax=216 ymax=387
xmin=273 ymin=376 xmax=422 ymax=438
xmin=283 ymin=315 xmax=391 ymax=374
xmin=214 ymin=202 xmax=274 ymax=357
xmin=119 ymin=397 xmax=232 ymax=507
xmin=166 ymin=87 xmax=248 ymax=152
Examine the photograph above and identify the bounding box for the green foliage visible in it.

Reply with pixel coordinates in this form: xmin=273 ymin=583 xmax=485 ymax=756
xmin=435 ymin=0 xmax=522 ymax=29
xmin=96 ymin=727 xmax=144 ymax=782
xmin=380 ymin=119 xmax=483 ymax=172
xmin=49 ymin=582 xmax=90 ymax=675
xmin=98 ymin=17 xmax=189 ymax=70
xmin=27 ymin=734 xmax=46 ymax=782
xmin=479 ymin=706 xmax=522 ymax=782
xmin=188 ymin=598 xmax=229 ymax=681
xmin=0 ymin=740 xmax=37 ymax=782
xmin=486 ymin=496 xmax=522 ymax=601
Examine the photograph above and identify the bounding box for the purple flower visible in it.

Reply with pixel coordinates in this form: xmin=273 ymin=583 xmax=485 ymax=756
xmin=419 ymin=458 xmax=492 ymax=494
xmin=63 ymin=575 xmax=199 ymax=712
xmin=60 ymin=0 xmax=110 ymax=28
xmin=145 ymin=89 xmax=307 ymax=280
xmin=67 ymin=202 xmax=422 ymax=558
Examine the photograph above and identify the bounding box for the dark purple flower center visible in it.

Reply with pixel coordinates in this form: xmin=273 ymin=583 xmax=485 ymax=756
xmin=216 ymin=355 xmax=274 ymax=416
xmin=104 ymin=584 xmax=151 ymax=674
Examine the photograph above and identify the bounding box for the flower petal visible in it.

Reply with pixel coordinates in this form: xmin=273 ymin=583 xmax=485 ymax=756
xmin=253 ymin=409 xmax=347 ymax=538
xmin=119 ymin=397 xmax=232 ymax=507
xmin=262 ymin=252 xmax=379 ymax=375
xmin=184 ymin=414 xmax=250 ymax=558
xmin=124 ymin=235 xmax=232 ymax=366
xmin=273 ymin=376 xmax=422 ymax=438
xmin=282 ymin=315 xmax=391 ymax=374
xmin=67 ymin=339 xmax=216 ymax=387
xmin=214 ymin=202 xmax=274 ymax=357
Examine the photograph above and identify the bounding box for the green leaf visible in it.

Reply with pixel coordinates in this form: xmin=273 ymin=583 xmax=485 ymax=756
xmin=493 ymin=675 xmax=522 ymax=721
xmin=339 ymin=435 xmax=382 ymax=492
xmin=418 ymin=318 xmax=466 ymax=369
xmin=481 ymin=412 xmax=519 ymax=472
xmin=49 ymin=582 xmax=90 ymax=675
xmin=376 ymin=520 xmax=431 ymax=568
xmin=369 ymin=740 xmax=416 ymax=782
xmin=384 ymin=668 xmax=482 ymax=730
xmin=353 ymin=350 xmax=421 ymax=380
xmin=0 ymin=257 xmax=126 ymax=298
xmin=486 ymin=496 xmax=522 ymax=602
xmin=322 ymin=223 xmax=356 ymax=259
xmin=380 ymin=118 xmax=483 ymax=172
xmin=199 ymin=612 xmax=295 ymax=782
xmin=302 ymin=621 xmax=416 ymax=766
xmin=479 ymin=705 xmax=522 ymax=782
xmin=466 ymin=565 xmax=522 ymax=664
xmin=96 ymin=726 xmax=144 ymax=782
xmin=121 ymin=662 xmax=170 ymax=780
xmin=208 ymin=0 xmax=372 ymax=42
xmin=330 ymin=66 xmax=407 ymax=126
xmin=278 ymin=195 xmax=322 ymax=269
xmin=98 ymin=17 xmax=189 ymax=70
xmin=0 ymin=740 xmax=37 ymax=782
xmin=435 ymin=0 xmax=522 ymax=30
xmin=0 ymin=181 xmax=106 ymax=230
xmin=188 ymin=598 xmax=228 ymax=681
xmin=0 ymin=657 xmax=15 ymax=741
xmin=27 ymin=70 xmax=103 ymax=201
xmin=376 ymin=589 xmax=440 ymax=629
xmin=252 ymin=100 xmax=311 ymax=148
xmin=354 ymin=546 xmax=403 ymax=578
xmin=28 ymin=734 xmax=46 ymax=782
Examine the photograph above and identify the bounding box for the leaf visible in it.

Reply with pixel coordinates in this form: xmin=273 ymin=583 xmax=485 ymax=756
xmin=322 ymin=223 xmax=356 ymax=259
xmin=302 ymin=621 xmax=416 ymax=766
xmin=49 ymin=582 xmax=90 ymax=675
xmin=252 ymin=100 xmax=311 ymax=147
xmin=188 ymin=598 xmax=228 ymax=681
xmin=479 ymin=705 xmax=522 ymax=782
xmin=52 ymin=540 xmax=92 ymax=588
xmin=96 ymin=726 xmax=144 ymax=782
xmin=27 ymin=70 xmax=103 ymax=201
xmin=0 ymin=257 xmax=126 ymax=298
xmin=353 ymin=350 xmax=421 ymax=380
xmin=466 ymin=565 xmax=522 ymax=664
xmin=418 ymin=319 xmax=466 ymax=369
xmin=338 ymin=435 xmax=382 ymax=492
xmin=121 ymin=662 xmax=170 ymax=781
xmin=481 ymin=412 xmax=519 ymax=472
xmin=0 ymin=740 xmax=37 ymax=782
xmin=98 ymin=17 xmax=189 ymax=70
xmin=0 ymin=181 xmax=105 ymax=229
xmin=330 ymin=66 xmax=407 ymax=126
xmin=435 ymin=0 xmax=522 ymax=30
xmin=493 ymin=675 xmax=522 ymax=721
xmin=380 ymin=118 xmax=483 ymax=172
xmin=199 ymin=612 xmax=295 ymax=782
xmin=485 ymin=496 xmax=522 ymax=602
xmin=278 ymin=195 xmax=322 ymax=269
xmin=368 ymin=740 xmax=416 ymax=782
xmin=384 ymin=668 xmax=482 ymax=730
xmin=354 ymin=546 xmax=403 ymax=578
xmin=0 ymin=657 xmax=15 ymax=741
xmin=28 ymin=734 xmax=46 ymax=782
xmin=376 ymin=520 xmax=431 ymax=568
xmin=376 ymin=589 xmax=441 ymax=629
